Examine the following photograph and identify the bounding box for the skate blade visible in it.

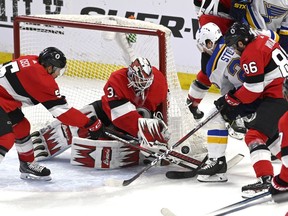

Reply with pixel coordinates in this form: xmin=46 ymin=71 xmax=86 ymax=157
xmin=20 ymin=173 xmax=52 ymax=181
xmin=197 ymin=173 xmax=228 ymax=182
xmin=241 ymin=189 xmax=269 ymax=199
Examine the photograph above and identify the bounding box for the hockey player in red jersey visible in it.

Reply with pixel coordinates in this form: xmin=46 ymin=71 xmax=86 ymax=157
xmin=31 ymin=57 xmax=170 ymax=169
xmin=215 ymin=22 xmax=288 ymax=197
xmin=0 ymin=47 xmax=102 ymax=181
xmin=269 ymin=78 xmax=288 ymax=203
xmin=189 ymin=0 xmax=287 ymax=120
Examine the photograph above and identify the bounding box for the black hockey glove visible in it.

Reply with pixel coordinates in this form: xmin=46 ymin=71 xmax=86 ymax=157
xmin=80 ymin=116 xmax=105 ymax=140
xmin=214 ymin=91 xmax=241 ymax=122
xmin=230 ymin=0 xmax=252 ymax=21
xmin=269 ymin=175 xmax=288 ymax=203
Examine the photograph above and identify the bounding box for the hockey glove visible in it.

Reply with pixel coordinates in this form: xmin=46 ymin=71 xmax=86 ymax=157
xmin=230 ymin=0 xmax=252 ymax=21
xmin=214 ymin=91 xmax=241 ymax=122
xmin=138 ymin=118 xmax=170 ymax=156
xmin=269 ymin=175 xmax=288 ymax=203
xmin=81 ymin=116 xmax=104 ymax=140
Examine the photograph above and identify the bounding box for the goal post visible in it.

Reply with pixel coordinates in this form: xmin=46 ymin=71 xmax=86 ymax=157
xmin=13 ymin=14 xmax=207 ymax=157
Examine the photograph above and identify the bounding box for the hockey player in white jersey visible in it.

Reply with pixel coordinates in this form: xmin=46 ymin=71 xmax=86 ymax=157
xmin=230 ymin=0 xmax=288 ymax=52
xmin=194 ymin=22 xmax=272 ymax=183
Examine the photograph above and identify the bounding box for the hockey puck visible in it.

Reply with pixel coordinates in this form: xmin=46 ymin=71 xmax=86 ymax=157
xmin=181 ymin=146 xmax=190 ymax=154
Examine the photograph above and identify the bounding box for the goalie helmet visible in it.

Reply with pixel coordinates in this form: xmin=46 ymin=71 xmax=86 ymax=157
xmin=127 ymin=57 xmax=154 ymax=94
xmin=39 ymin=47 xmax=67 ymax=76
xmin=224 ymin=22 xmax=255 ymax=48
xmin=196 ymin=22 xmax=222 ymax=54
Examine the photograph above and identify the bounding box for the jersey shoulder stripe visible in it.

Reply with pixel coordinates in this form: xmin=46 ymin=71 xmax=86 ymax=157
xmin=5 ymin=66 xmax=38 ymax=105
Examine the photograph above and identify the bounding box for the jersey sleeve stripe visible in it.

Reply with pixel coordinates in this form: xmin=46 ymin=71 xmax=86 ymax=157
xmin=110 ymin=101 xmax=136 ymax=121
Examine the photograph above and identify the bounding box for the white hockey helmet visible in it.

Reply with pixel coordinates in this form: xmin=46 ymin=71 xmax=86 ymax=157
xmin=196 ymin=22 xmax=222 ymax=53
xmin=127 ymin=57 xmax=154 ymax=93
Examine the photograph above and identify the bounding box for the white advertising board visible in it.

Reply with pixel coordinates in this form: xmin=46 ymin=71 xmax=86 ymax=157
xmin=0 ymin=0 xmax=201 ymax=74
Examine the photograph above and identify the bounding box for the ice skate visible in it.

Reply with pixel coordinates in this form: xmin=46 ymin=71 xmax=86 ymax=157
xmin=186 ymin=98 xmax=204 ymax=120
xmin=241 ymin=175 xmax=272 ymax=198
xmin=19 ymin=160 xmax=51 ymax=181
xmin=197 ymin=156 xmax=227 ymax=182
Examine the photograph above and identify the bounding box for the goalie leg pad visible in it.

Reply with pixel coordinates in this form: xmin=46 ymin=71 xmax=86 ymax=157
xmin=71 ymin=137 xmax=141 ymax=169
xmin=32 ymin=120 xmax=78 ymax=161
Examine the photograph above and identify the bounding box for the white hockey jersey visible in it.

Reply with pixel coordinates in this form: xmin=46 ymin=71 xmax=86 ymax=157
xmin=246 ymin=0 xmax=288 ymax=34
xmin=206 ymin=38 xmax=244 ymax=95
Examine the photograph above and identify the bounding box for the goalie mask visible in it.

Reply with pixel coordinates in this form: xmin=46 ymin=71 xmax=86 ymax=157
xmin=127 ymin=57 xmax=154 ymax=99
xmin=196 ymin=22 xmax=222 ymax=55
xmin=39 ymin=47 xmax=67 ymax=77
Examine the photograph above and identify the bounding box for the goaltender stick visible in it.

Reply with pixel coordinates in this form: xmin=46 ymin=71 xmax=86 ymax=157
xmin=0 ymin=47 xmax=102 ymax=181
xmin=31 ymin=57 xmax=171 ymax=169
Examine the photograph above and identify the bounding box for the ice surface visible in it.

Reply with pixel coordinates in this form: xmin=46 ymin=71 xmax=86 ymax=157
xmin=0 ymin=93 xmax=287 ymax=216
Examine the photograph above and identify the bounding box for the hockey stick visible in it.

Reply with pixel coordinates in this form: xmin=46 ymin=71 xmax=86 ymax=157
xmin=161 ymin=192 xmax=288 ymax=216
xmin=207 ymin=191 xmax=270 ymax=215
xmin=105 ymin=128 xmax=204 ymax=168
xmin=165 ymin=153 xmax=244 ymax=179
xmin=208 ymin=192 xmax=288 ymax=216
xmin=119 ymin=109 xmax=221 ymax=186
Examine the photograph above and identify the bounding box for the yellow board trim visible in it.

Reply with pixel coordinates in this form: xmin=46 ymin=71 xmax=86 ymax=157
xmin=0 ymin=52 xmax=13 ymax=64
xmin=178 ymin=72 xmax=220 ymax=93
xmin=0 ymin=51 xmax=219 ymax=93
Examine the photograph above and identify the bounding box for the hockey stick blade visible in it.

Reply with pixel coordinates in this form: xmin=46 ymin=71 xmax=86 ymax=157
xmin=123 ymin=158 xmax=160 ymax=186
xmin=165 ymin=153 xmax=244 ymax=179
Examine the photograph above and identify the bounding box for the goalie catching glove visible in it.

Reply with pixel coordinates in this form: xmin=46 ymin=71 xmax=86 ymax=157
xmin=138 ymin=118 xmax=170 ymax=156
xmin=32 ymin=116 xmax=104 ymax=161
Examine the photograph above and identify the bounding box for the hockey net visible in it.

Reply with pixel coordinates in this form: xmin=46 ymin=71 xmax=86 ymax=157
xmin=13 ymin=15 xmax=207 ymax=158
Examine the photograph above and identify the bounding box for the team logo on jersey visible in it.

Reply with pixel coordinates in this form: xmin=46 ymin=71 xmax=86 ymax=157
xmin=262 ymin=3 xmax=288 ymax=23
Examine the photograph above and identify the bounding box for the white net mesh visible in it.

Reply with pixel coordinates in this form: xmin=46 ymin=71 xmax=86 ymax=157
xmin=15 ymin=15 xmax=207 ymax=157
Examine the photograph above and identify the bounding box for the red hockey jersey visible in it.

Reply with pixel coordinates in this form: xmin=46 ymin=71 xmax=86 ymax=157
xmin=101 ymin=66 xmax=168 ymax=137
xmin=234 ymin=35 xmax=287 ymax=103
xmin=0 ymin=55 xmax=89 ymax=127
